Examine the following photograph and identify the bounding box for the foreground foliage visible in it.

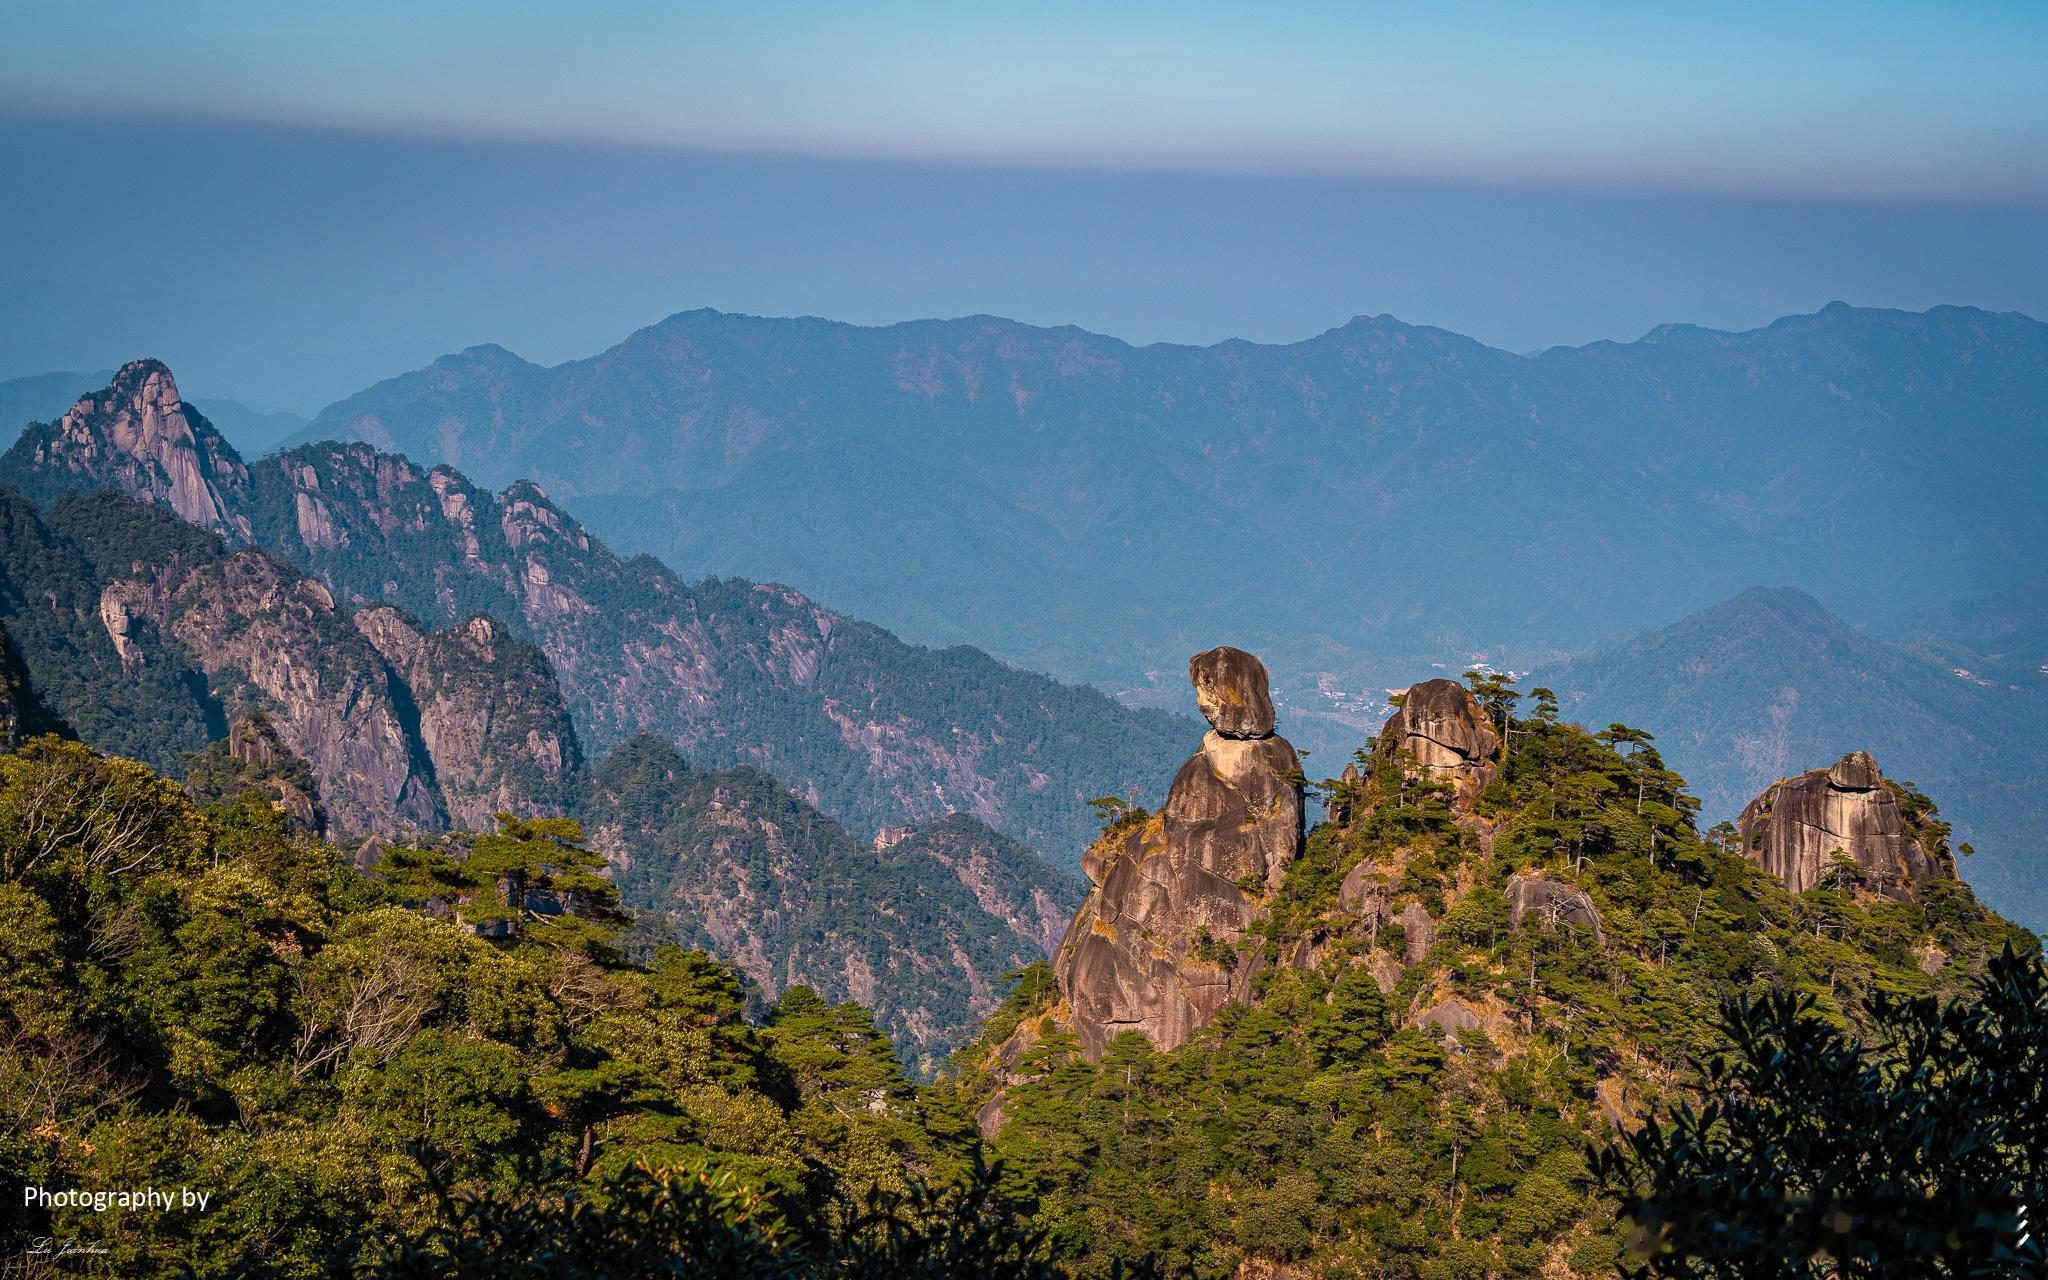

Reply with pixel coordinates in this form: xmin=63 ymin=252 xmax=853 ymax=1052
xmin=1599 ymin=946 xmax=2047 ymax=1278
xmin=0 ymin=737 xmax=1001 ymax=1276
xmin=1 ymin=686 xmax=2038 ymax=1277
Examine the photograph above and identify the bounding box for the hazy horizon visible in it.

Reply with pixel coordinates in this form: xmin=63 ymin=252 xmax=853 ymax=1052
xmin=7 ymin=117 xmax=2047 ymax=415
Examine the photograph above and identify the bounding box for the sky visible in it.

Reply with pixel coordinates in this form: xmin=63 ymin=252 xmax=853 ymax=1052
xmin=3 ymin=2 xmax=2045 ymax=411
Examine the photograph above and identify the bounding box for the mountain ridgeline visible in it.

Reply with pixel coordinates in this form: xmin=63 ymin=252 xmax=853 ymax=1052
xmin=0 ymin=359 xmax=1193 ymax=860
xmin=293 ymin=304 xmax=2048 ymax=710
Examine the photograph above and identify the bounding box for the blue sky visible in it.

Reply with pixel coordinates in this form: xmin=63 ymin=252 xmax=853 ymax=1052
xmin=10 ymin=1 xmax=2047 ymax=202
xmin=2 ymin=4 xmax=2044 ymax=411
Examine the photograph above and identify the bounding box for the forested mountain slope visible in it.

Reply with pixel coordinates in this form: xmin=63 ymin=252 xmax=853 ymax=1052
xmin=581 ymin=734 xmax=1085 ymax=1070
xmin=0 ymin=484 xmax=577 ymax=835
xmin=958 ymin=671 xmax=2033 ymax=1278
xmin=0 ymin=737 xmax=1001 ymax=1276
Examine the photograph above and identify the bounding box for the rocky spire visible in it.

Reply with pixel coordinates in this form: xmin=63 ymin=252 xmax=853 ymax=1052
xmin=0 ymin=359 xmax=253 ymax=540
xmin=1052 ymin=647 xmax=1304 ymax=1059
xmin=1737 ymin=750 xmax=1955 ymax=897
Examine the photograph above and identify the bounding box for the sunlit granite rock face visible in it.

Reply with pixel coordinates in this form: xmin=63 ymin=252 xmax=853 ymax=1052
xmin=1054 ymin=647 xmax=1304 ymax=1059
xmin=2 ymin=359 xmax=253 ymax=540
xmin=1737 ymin=750 xmax=1955 ymax=897
xmin=1379 ymin=677 xmax=1499 ymax=803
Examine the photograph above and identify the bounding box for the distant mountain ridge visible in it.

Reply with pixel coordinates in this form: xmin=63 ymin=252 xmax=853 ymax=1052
xmin=294 ymin=303 xmax=2048 ymax=722
xmin=1539 ymin=586 xmax=2048 ymax=928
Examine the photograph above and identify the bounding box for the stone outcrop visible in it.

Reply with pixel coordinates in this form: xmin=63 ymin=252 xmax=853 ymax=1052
xmin=1379 ymin=678 xmax=1499 ymax=803
xmin=1053 ymin=647 xmax=1305 ymax=1059
xmin=1737 ymin=750 xmax=1954 ymax=897
xmin=1337 ymin=856 xmax=1389 ymax=920
xmin=1399 ymin=900 xmax=1435 ymax=965
xmin=184 ymin=712 xmax=327 ymax=834
xmin=1190 ymin=645 xmax=1276 ymax=738
xmin=1416 ymin=997 xmax=1485 ymax=1047
xmin=0 ymin=359 xmax=252 ymax=540
xmin=1325 ymin=761 xmax=1362 ymax=824
xmin=354 ymin=606 xmax=581 ymax=829
xmin=1506 ymin=873 xmax=1603 ymax=942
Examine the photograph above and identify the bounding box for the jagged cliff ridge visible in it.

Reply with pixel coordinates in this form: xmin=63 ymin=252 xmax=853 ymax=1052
xmin=1054 ymin=647 xmax=1304 ymax=1059
xmin=577 ymin=734 xmax=1086 ymax=1070
xmin=0 ymin=483 xmax=575 ymax=837
xmin=353 ymin=608 xmax=581 ymax=830
xmin=1739 ymin=750 xmax=1956 ymax=897
xmin=1 ymin=359 xmax=1193 ymax=860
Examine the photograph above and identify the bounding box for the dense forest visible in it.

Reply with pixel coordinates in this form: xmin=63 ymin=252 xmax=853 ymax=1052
xmin=3 ymin=670 xmax=2041 ymax=1275
xmin=0 ymin=736 xmax=1023 ymax=1276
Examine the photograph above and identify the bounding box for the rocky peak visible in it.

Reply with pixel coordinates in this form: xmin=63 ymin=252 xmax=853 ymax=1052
xmin=1380 ymin=677 xmax=1499 ymax=803
xmin=1052 ymin=648 xmax=1304 ymax=1059
xmin=0 ymin=359 xmax=253 ymax=540
xmin=1737 ymin=750 xmax=1955 ymax=897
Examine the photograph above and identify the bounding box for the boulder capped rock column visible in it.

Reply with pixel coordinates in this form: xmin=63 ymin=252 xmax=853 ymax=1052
xmin=1737 ymin=750 xmax=1955 ymax=897
xmin=1053 ymin=647 xmax=1304 ymax=1059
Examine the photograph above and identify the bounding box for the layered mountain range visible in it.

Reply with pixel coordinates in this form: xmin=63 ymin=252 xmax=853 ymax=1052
xmin=293 ymin=303 xmax=2048 ymax=715
xmin=1 ymin=360 xmax=1193 ymax=860
xmin=275 ymin=303 xmax=2048 ymax=932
